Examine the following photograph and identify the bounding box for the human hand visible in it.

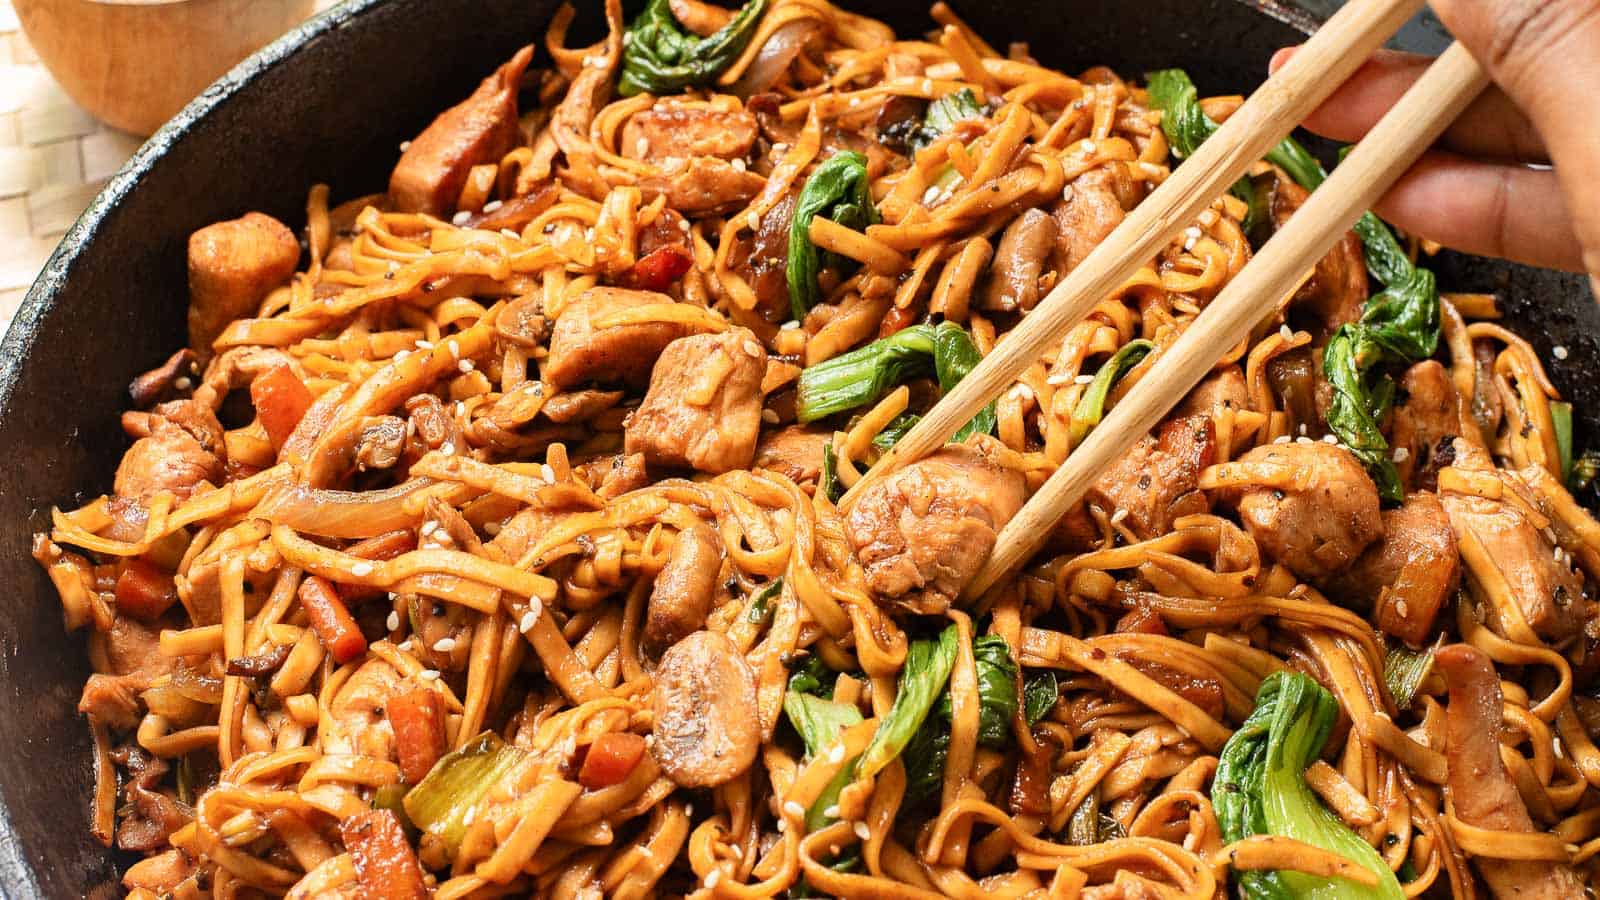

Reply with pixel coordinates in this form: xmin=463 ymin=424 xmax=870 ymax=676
xmin=1273 ymin=0 xmax=1600 ymax=288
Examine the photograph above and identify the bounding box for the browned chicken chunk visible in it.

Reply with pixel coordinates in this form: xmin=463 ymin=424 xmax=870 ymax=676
xmin=1174 ymin=365 xmax=1249 ymax=420
xmin=80 ymin=617 xmax=177 ymax=730
xmin=544 ymin=288 xmax=695 ymax=390
xmin=1391 ymin=360 xmax=1479 ymax=492
xmin=754 ymin=426 xmax=831 ymax=487
xmin=1219 ymin=443 xmax=1382 ymax=582
xmin=644 ymin=523 xmax=724 ymax=656
xmin=637 ymin=156 xmax=766 ymax=216
xmin=621 ymin=102 xmax=758 ymax=161
xmin=1437 ymin=644 xmax=1586 ymax=899
xmin=187 ymin=212 xmax=300 ymax=357
xmin=727 ymin=190 xmax=797 ymax=317
xmin=114 ymin=421 xmax=224 ymax=502
xmin=388 ymin=45 xmax=533 ymax=215
xmin=1440 ymin=488 xmax=1588 ymax=642
xmin=845 ymin=435 xmax=1025 ymax=611
xmin=1322 ymin=492 xmax=1458 ymax=646
xmin=980 ymin=208 xmax=1057 ymax=312
xmin=1259 ymin=169 xmax=1367 ymax=335
xmin=625 ymin=328 xmax=767 ymax=474
xmin=651 ymin=630 xmax=760 ymax=788
xmin=1087 ymin=415 xmax=1215 ymax=541
xmin=1051 ymin=166 xmax=1130 ymax=275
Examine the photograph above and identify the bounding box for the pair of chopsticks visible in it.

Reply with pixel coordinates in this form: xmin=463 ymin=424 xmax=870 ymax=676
xmin=838 ymin=0 xmax=1491 ymax=601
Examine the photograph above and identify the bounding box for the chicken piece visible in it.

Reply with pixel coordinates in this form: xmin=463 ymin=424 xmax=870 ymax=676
xmin=650 ymin=630 xmax=760 ymax=788
xmin=112 ymin=744 xmax=188 ymax=852
xmin=1174 ymin=365 xmax=1249 ymax=420
xmin=644 ymin=523 xmax=724 ymax=656
xmin=186 ymin=212 xmax=301 ymax=358
xmin=727 ymin=191 xmax=797 ymax=317
xmin=845 ymin=435 xmax=1026 ymax=611
xmin=1259 ymin=169 xmax=1368 ymax=335
xmin=754 ymin=426 xmax=831 ymax=487
xmin=637 ymin=156 xmax=766 ymax=216
xmin=1390 ymin=360 xmax=1481 ymax=492
xmin=388 ymin=45 xmax=533 ymax=215
xmin=1437 ymin=644 xmax=1586 ymax=899
xmin=1051 ymin=166 xmax=1131 ymax=275
xmin=625 ymin=329 xmax=767 ymax=474
xmin=114 ymin=421 xmax=224 ymax=503
xmin=80 ymin=617 xmax=178 ymax=729
xmin=1221 ymin=443 xmax=1382 ymax=582
xmin=550 ymin=0 xmax=622 ymax=199
xmin=596 ymin=452 xmax=651 ymax=500
xmin=319 ymin=659 xmax=403 ymax=761
xmin=1321 ymin=493 xmax=1458 ymax=647
xmin=540 ymin=389 xmax=624 ymax=424
xmin=1440 ymin=490 xmax=1588 ymax=642
xmin=980 ymin=208 xmax=1058 ymax=312
xmin=1086 ymin=416 xmax=1215 ymax=541
xmin=544 ymin=288 xmax=695 ymax=390
xmin=621 ymin=102 xmax=758 ymax=162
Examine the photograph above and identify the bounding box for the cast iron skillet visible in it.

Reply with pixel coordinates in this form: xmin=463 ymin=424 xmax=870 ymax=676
xmin=0 ymin=0 xmax=1593 ymax=894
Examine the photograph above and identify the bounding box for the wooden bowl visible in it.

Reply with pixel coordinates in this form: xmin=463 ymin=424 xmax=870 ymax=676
xmin=13 ymin=0 xmax=317 ymax=136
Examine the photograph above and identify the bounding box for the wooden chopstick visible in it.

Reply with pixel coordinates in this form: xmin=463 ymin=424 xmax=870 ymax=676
xmin=963 ymin=42 xmax=1489 ymax=601
xmin=838 ymin=0 xmax=1425 ymax=509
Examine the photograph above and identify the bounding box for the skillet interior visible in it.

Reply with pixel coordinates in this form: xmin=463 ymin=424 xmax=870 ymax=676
xmin=0 ymin=0 xmax=1592 ymax=894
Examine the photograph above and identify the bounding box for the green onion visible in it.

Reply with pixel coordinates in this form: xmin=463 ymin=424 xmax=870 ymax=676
xmin=1552 ymin=400 xmax=1575 ymax=482
xmin=1383 ymin=643 xmax=1433 ymax=709
xmin=403 ymin=732 xmax=530 ymax=854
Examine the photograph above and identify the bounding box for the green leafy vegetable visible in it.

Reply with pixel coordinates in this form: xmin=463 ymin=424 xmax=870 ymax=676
xmin=618 ymin=0 xmax=768 ymax=97
xmin=901 ymin=716 xmax=951 ymax=804
xmin=910 ymin=88 xmax=986 ymax=152
xmin=785 ymin=693 xmax=864 ymax=759
xmin=808 ymin=626 xmax=958 ymax=830
xmin=404 ymin=732 xmax=530 ymax=854
xmin=1553 ymin=400 xmax=1575 ymax=482
xmin=872 ymin=412 xmax=922 ymax=453
xmin=820 ymin=441 xmax=843 ymax=503
xmin=1213 ymin=672 xmax=1405 ymax=900
xmin=796 ymin=323 xmax=993 ymax=441
xmin=1023 ymin=671 xmax=1059 ymax=725
xmin=788 ymin=151 xmax=880 ymax=319
xmin=1149 ymin=68 xmax=1442 ymax=501
xmin=1066 ymin=791 xmax=1101 ymax=846
xmin=746 ymin=578 xmax=783 ymax=624
xmin=934 ymin=635 xmax=1018 ymax=749
xmin=1572 ymin=450 xmax=1600 ymax=493
xmin=372 ymin=784 xmax=419 ymax=838
xmin=1068 ymin=340 xmax=1154 ymax=446
xmin=1145 ymin=69 xmax=1264 ymax=232
xmin=788 ymin=656 xmax=838 ymax=698
xmin=1383 ymin=643 xmax=1433 ymax=710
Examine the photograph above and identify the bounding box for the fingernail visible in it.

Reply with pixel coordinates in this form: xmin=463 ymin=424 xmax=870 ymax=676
xmin=1268 ymin=46 xmax=1300 ymax=74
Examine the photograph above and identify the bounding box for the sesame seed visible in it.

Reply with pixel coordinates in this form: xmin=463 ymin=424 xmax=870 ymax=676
xmin=351 ymin=562 xmax=374 ymax=577
xmin=1082 ymin=140 xmax=1097 ymax=154
xmin=1392 ymin=447 xmax=1410 ymax=463
xmin=781 ymin=320 xmax=801 ymax=330
xmin=761 ymin=409 xmax=780 ymax=424
xmin=440 ymin=441 xmax=455 ymax=455
xmin=482 ymin=199 xmax=503 ymax=214
xmin=1323 ymin=434 xmax=1338 ymax=444
xmin=777 ymin=819 xmax=788 ymax=832
xmin=1553 ymin=345 xmax=1569 ymax=360
xmin=773 ymin=143 xmax=789 ymax=154
xmin=922 ymin=185 xmax=942 ymax=205
xmin=1296 ymin=436 xmax=1314 ymax=444
xmin=1395 ymin=599 xmax=1408 ymax=618
xmin=541 ymin=463 xmax=556 ymax=482
xmin=398 ymin=640 xmax=414 ymax=652
xmin=483 ymin=521 xmax=501 ymax=536
xmin=463 ymin=806 xmax=476 ymax=825
xmin=398 ymin=140 xmax=412 ymax=152
xmin=1010 ymin=383 xmax=1034 ymax=402
xmin=1299 ymin=423 xmax=1308 ymax=435
xmin=416 ymin=339 xmax=434 ymax=350
xmin=458 ymin=360 xmax=474 ymax=373
xmin=451 ymin=210 xmax=471 ymax=226
xmin=420 ymin=521 xmax=438 ymax=537
xmin=1273 ymin=435 xmax=1291 ymax=444
xmin=823 ymin=805 xmax=840 ymax=818
xmin=1110 ymin=508 xmax=1129 ymax=526
xmin=448 ymin=339 xmax=460 ymax=360
xmin=920 ymin=78 xmax=934 ymax=94
xmin=1046 ymin=373 xmax=1072 ymax=386
xmin=527 ymin=598 xmax=544 ymax=621
xmin=1074 ymin=374 xmax=1095 ymax=385
xmin=732 ymin=158 xmax=747 ymax=172
xmin=1279 ymin=324 xmax=1294 ymax=342
xmin=394 ymin=350 xmax=410 ymax=362
xmin=419 ymin=669 xmax=440 ymax=681
xmin=501 ymin=228 xmax=521 ymax=240
xmin=783 ymin=801 xmax=805 ymax=818
xmin=454 ymin=401 xmax=465 ymax=417
xmin=853 ymin=821 xmax=871 ymax=840
xmin=432 ymin=637 xmax=457 ymax=653
xmin=743 ymin=338 xmax=764 ymax=357
xmin=174 ymin=376 xmax=193 ymax=390
xmin=828 ymin=743 xmax=845 ymax=764
xmin=705 ymin=870 xmax=721 ymax=889
xmin=520 ymin=610 xmax=538 ymax=633
xmin=635 ymin=137 xmax=649 ymax=157
xmin=685 ymin=803 xmax=694 ymax=818
xmin=747 ymin=210 xmax=761 ymax=230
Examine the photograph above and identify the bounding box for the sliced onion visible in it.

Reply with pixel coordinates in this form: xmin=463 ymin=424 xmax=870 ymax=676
xmin=253 ymin=477 xmax=435 ymax=539
xmin=730 ymin=19 xmax=821 ymax=99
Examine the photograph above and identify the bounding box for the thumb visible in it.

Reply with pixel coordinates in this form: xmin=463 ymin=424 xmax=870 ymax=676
xmin=1432 ymin=0 xmax=1600 ymax=283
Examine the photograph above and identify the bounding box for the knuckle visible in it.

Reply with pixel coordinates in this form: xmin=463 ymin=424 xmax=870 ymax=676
xmin=1483 ymin=0 xmax=1600 ymax=77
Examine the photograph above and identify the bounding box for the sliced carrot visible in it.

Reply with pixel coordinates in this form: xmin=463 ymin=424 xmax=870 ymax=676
xmin=577 ymin=732 xmax=647 ymax=789
xmin=250 ymin=364 xmax=315 ymax=450
xmin=620 ymin=245 xmax=693 ymax=292
xmin=298 ymin=575 xmax=367 ymax=664
xmin=339 ymin=809 xmax=428 ymax=900
xmin=388 ymin=688 xmax=448 ymax=784
xmin=114 ymin=558 xmax=178 ymax=621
